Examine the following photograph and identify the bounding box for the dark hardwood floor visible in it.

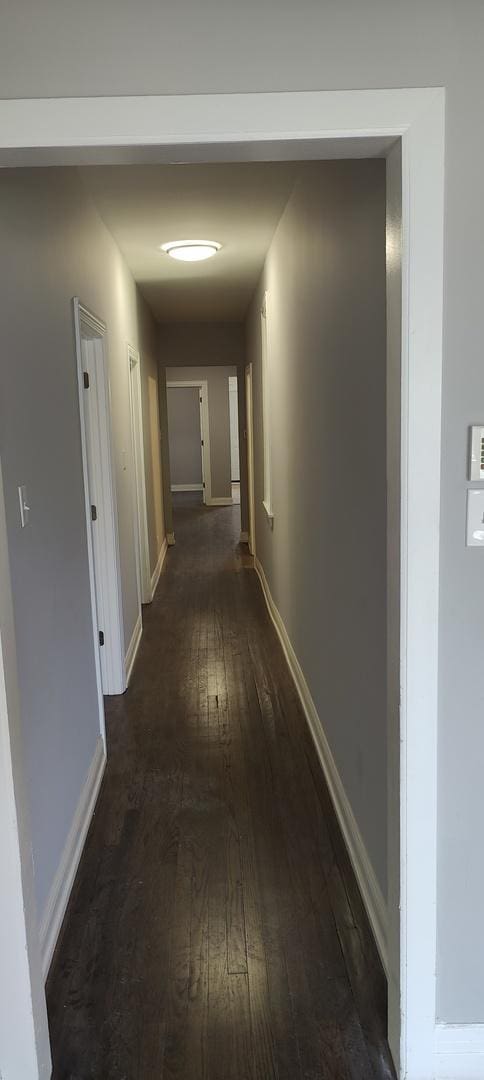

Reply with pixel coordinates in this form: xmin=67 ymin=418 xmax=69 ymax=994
xmin=47 ymin=493 xmax=395 ymax=1080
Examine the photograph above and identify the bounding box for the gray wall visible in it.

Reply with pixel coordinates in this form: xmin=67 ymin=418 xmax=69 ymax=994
xmin=166 ymin=366 xmax=235 ymax=499
xmin=246 ymin=160 xmax=387 ymax=895
xmin=1 ymin=0 xmax=484 ymax=1022
xmin=0 ymin=167 xmax=164 ymax=918
xmin=136 ymin=291 xmax=166 ymax=576
xmin=167 ymin=387 xmax=203 ymax=487
xmin=229 ymin=377 xmax=240 ymax=482
xmin=158 ymin=374 xmax=174 ymax=540
xmin=159 ymin=322 xmax=245 ymax=370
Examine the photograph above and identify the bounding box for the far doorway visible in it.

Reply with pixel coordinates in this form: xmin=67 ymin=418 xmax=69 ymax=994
xmin=166 ymin=380 xmax=210 ymax=504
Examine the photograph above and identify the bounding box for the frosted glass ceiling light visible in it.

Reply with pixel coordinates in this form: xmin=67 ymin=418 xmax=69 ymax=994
xmin=161 ymin=240 xmax=221 ymax=262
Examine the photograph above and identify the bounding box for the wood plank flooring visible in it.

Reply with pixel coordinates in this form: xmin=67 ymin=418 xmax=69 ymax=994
xmin=47 ymin=492 xmax=395 ymax=1080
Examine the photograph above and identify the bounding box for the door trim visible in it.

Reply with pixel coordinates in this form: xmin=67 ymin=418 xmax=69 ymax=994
xmin=73 ymin=299 xmax=125 ymax=706
xmin=127 ymin=345 xmax=151 ymax=605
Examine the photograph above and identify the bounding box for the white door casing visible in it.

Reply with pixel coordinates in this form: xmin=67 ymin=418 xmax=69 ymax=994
xmin=128 ymin=346 xmax=151 ymax=605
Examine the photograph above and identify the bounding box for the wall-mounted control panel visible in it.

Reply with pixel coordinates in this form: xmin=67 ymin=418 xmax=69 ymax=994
xmin=469 ymin=425 xmax=484 ymax=480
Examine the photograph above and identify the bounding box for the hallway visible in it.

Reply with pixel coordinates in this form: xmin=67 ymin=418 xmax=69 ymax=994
xmin=47 ymin=495 xmax=394 ymax=1080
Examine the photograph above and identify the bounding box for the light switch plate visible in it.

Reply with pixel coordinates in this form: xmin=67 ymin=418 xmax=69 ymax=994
xmin=469 ymin=426 xmax=484 ymax=480
xmin=466 ymin=488 xmax=484 ymax=546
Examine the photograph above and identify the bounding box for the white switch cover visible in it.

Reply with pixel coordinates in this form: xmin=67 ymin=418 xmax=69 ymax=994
xmin=469 ymin=426 xmax=484 ymax=480
xmin=18 ymin=485 xmax=30 ymax=527
xmin=466 ymin=488 xmax=484 ymax=546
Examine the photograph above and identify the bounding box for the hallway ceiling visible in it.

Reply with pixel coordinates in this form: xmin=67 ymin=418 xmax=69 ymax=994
xmin=80 ymin=163 xmax=298 ymax=323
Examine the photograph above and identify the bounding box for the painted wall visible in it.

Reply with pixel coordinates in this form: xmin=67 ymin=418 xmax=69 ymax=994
xmin=245 ymin=160 xmax=387 ymax=894
xmin=136 ymin=294 xmax=166 ymax=577
xmin=147 ymin=373 xmax=165 ymax=565
xmin=1 ymin=0 xmax=484 ymax=1022
xmin=0 ymin=167 xmax=164 ymax=919
xmin=165 ymin=365 xmax=235 ymax=500
xmin=229 ymin=376 xmax=240 ymax=483
xmin=159 ymin=322 xmax=245 ymax=370
xmin=167 ymin=386 xmax=203 ymax=487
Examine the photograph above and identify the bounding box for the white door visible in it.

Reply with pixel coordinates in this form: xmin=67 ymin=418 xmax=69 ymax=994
xmin=75 ymin=301 xmax=125 ymax=698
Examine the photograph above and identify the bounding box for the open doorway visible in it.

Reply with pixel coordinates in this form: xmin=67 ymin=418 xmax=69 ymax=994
xmin=166 ymin=379 xmax=210 ymax=503
xmin=0 ymin=86 xmax=445 ymax=1080
xmin=165 ymin=365 xmax=240 ymax=519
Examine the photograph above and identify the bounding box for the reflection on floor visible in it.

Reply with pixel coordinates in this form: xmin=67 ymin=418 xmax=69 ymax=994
xmin=47 ymin=494 xmax=395 ymax=1079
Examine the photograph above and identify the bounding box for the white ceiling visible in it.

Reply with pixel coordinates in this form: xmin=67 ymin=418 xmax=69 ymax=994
xmin=80 ymin=163 xmax=299 ymax=323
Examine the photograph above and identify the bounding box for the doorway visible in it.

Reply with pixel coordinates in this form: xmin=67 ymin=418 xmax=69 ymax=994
xmin=0 ymin=89 xmax=445 ymax=1080
xmin=166 ymin=379 xmax=211 ymax=504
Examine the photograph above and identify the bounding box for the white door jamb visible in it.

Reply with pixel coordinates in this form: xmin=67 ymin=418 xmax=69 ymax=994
xmin=128 ymin=345 xmax=151 ymax=605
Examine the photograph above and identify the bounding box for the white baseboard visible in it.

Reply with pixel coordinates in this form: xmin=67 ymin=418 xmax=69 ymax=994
xmin=240 ymin=531 xmax=249 ymax=543
xmin=171 ymin=483 xmax=203 ymax=492
xmin=254 ymin=556 xmax=389 ymax=977
xmin=39 ymin=736 xmax=106 ymax=979
xmin=167 ymin=532 xmax=175 ymax=546
xmin=435 ymin=1024 xmax=484 ymax=1078
xmin=125 ymin=611 xmax=142 ymax=686
xmin=206 ymin=497 xmax=233 ymax=506
xmin=150 ymin=536 xmax=168 ymax=599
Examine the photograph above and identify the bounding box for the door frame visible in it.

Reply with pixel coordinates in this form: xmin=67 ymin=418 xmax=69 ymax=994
xmin=73 ymin=299 xmax=125 ymax=704
xmin=0 ymin=88 xmax=445 ymax=1078
xmin=127 ymin=345 xmax=151 ymax=605
xmin=166 ymin=379 xmax=212 ymax=505
xmin=245 ymin=363 xmax=256 ymax=557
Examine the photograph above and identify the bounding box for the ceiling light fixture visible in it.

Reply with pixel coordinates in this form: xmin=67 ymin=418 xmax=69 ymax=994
xmin=161 ymin=240 xmax=221 ymax=262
